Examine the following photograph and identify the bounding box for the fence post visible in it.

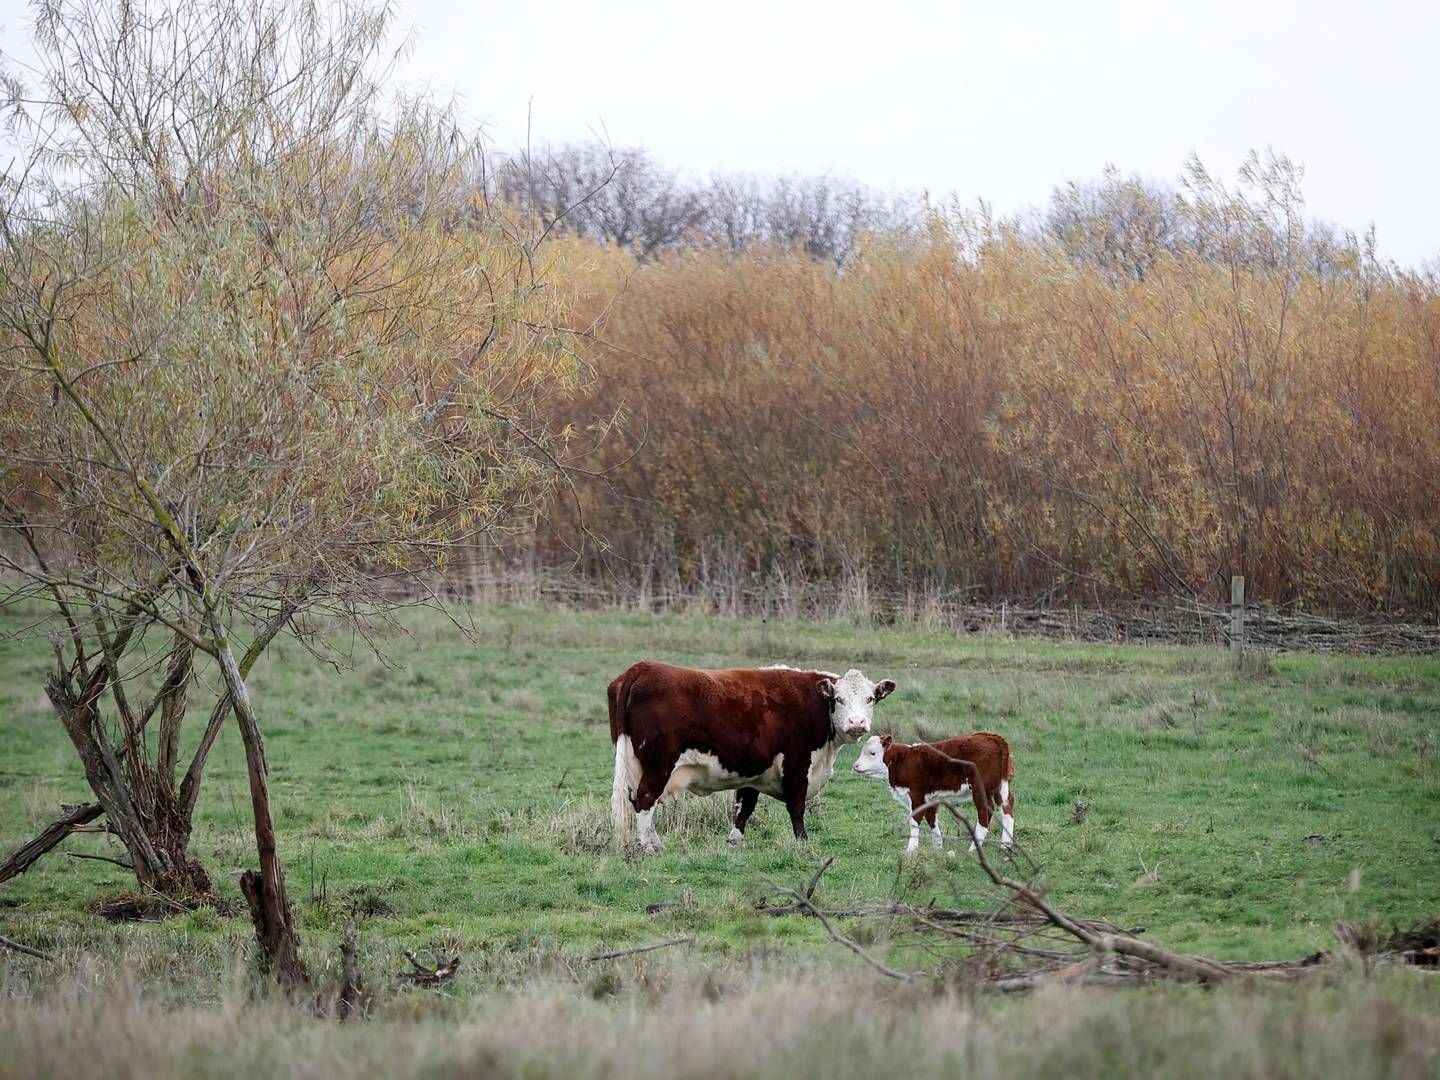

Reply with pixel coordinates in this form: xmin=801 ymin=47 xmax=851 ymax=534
xmin=1230 ymin=575 xmax=1245 ymax=666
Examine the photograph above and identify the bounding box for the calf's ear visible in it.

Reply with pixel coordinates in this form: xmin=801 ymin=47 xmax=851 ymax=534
xmin=874 ymin=679 xmax=897 ymax=701
xmin=879 ymin=734 xmax=893 ymax=748
xmin=817 ymin=677 xmax=836 ymax=701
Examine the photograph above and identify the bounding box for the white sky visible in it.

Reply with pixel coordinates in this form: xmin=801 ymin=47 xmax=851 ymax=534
xmin=3 ymin=0 xmax=1437 ymax=266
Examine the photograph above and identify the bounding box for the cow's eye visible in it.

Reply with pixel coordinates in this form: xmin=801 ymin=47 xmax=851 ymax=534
xmin=866 ymin=696 xmax=874 ymax=704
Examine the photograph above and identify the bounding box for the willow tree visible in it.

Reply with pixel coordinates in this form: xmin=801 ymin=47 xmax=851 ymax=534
xmin=0 ymin=0 xmax=587 ymax=985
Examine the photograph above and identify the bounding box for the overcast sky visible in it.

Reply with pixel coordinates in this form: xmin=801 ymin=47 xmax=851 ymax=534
xmin=3 ymin=0 xmax=1436 ymax=266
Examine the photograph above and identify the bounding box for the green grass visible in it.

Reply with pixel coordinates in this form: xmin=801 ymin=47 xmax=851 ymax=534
xmin=2 ymin=603 xmax=1436 ymax=972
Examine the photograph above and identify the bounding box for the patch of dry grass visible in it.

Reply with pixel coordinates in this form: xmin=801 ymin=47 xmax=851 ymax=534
xmin=1 ymin=957 xmax=1436 ymax=1080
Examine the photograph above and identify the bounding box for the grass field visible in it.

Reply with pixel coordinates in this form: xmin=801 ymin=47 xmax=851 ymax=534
xmin=2 ymin=604 xmax=1439 ymax=1076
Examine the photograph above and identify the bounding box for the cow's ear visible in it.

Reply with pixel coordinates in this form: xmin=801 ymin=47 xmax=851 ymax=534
xmin=816 ymin=677 xmax=836 ymax=701
xmin=874 ymin=679 xmax=897 ymax=702
xmin=880 ymin=734 xmax=893 ymax=748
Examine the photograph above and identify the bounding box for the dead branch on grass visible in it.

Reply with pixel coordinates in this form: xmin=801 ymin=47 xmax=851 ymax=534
xmin=758 ymin=783 xmax=1421 ymax=992
xmin=396 ymin=949 xmax=461 ymax=986
xmin=585 ymin=936 xmax=693 ymax=962
xmin=0 ymin=933 xmax=57 ymax=963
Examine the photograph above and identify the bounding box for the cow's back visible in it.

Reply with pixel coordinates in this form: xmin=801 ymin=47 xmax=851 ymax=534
xmin=609 ymin=661 xmax=830 ymax=778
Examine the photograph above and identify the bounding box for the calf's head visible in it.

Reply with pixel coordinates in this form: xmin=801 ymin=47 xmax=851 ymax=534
xmin=817 ymin=670 xmax=896 ymax=740
xmin=852 ymin=734 xmax=893 ymax=778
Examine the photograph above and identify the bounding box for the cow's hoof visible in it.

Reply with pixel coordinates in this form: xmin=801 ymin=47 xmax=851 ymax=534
xmin=639 ymin=839 xmax=661 ymax=855
xmin=727 ymin=827 xmax=744 ymax=847
xmin=1000 ymin=841 xmax=1013 ymax=851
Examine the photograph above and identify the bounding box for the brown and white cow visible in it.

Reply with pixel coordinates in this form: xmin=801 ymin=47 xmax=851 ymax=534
xmin=609 ymin=661 xmax=898 ymax=852
xmin=852 ymin=732 xmax=1015 ymax=853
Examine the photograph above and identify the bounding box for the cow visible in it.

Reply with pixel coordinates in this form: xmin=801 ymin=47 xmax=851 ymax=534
xmin=852 ymin=732 xmax=1015 ymax=854
xmin=609 ymin=661 xmax=898 ymax=852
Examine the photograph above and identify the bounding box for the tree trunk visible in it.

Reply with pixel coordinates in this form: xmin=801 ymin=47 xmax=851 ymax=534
xmin=208 ymin=619 xmax=307 ymax=988
xmin=41 ymin=671 xmax=214 ymax=897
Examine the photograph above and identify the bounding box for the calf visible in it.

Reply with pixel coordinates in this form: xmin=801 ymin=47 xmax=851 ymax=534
xmin=609 ymin=661 xmax=898 ymax=852
xmin=852 ymin=732 xmax=1015 ymax=853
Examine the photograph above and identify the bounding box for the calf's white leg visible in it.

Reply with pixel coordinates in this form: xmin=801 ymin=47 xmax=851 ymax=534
xmin=967 ymin=821 xmax=989 ymax=853
xmin=906 ymin=818 xmax=920 ymax=853
xmin=931 ymin=818 xmax=944 ymax=849
xmin=1000 ymin=779 xmax=1014 ymax=848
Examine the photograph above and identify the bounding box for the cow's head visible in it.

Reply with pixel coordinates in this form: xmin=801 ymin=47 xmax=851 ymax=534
xmin=817 ymin=669 xmax=896 ymax=740
xmin=852 ymin=734 xmax=893 ymax=778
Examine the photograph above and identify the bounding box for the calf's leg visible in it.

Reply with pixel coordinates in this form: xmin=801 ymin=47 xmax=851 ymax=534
xmin=1000 ymin=779 xmax=1015 ymax=848
xmin=925 ymin=806 xmax=943 ymax=849
xmin=967 ymin=785 xmax=994 ymax=852
xmin=904 ymin=789 xmax=929 ymax=853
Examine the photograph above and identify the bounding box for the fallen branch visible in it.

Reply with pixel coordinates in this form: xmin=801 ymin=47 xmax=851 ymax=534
xmin=585 ymin=936 xmax=693 ymax=962
xmin=927 ymin=796 xmax=1235 ymax=984
xmin=396 ymin=949 xmax=461 ymax=986
xmin=0 ymin=933 xmax=57 ymax=963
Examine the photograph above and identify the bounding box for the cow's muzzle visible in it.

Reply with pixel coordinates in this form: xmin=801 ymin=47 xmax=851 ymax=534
xmin=844 ymin=718 xmax=869 ymax=736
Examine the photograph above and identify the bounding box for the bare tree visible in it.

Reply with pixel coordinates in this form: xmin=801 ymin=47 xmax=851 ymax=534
xmin=0 ymin=0 xmax=587 ymax=984
xmin=499 ymin=144 xmax=708 ymax=259
xmin=497 ymin=143 xmax=920 ymax=264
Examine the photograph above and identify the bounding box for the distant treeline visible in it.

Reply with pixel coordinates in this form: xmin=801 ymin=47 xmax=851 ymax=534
xmin=508 ymin=148 xmax=1438 ymax=616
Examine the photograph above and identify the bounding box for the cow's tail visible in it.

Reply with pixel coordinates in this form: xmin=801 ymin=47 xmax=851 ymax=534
xmin=612 ymin=735 xmax=635 ymax=848
xmin=609 ymin=670 xmax=637 ymax=848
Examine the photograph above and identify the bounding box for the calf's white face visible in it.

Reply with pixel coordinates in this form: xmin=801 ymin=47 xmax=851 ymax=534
xmin=852 ymin=734 xmax=891 ymax=779
xmin=818 ymin=669 xmax=896 ymax=740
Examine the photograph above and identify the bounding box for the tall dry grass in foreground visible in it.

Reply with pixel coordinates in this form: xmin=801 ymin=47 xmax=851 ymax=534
xmin=1 ymin=960 xmax=1436 ymax=1080
xmin=542 ymin=159 xmax=1440 ymax=615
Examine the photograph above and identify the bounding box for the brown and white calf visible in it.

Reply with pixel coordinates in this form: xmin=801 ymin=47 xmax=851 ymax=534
xmin=852 ymin=732 xmax=1015 ymax=853
xmin=609 ymin=661 xmax=898 ymax=852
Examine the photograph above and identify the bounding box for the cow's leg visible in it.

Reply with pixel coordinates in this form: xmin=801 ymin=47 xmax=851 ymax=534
xmin=730 ymin=787 xmax=760 ymax=846
xmin=633 ymin=772 xmax=665 ymax=854
xmin=926 ymin=805 xmax=943 ymax=850
xmin=781 ymin=766 xmax=809 ymax=840
xmin=967 ymin=784 xmax=994 ymax=853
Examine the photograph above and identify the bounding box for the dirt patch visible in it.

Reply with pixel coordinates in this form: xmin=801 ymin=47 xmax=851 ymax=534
xmin=92 ymin=890 xmax=236 ymax=922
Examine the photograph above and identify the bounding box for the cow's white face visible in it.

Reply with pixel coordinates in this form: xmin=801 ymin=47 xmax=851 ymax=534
xmin=819 ymin=669 xmax=896 ymax=741
xmin=852 ymin=734 xmax=892 ymax=779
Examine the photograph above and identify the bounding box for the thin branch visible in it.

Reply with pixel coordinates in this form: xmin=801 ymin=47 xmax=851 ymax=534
xmin=584 ymin=936 xmax=693 ymax=962
xmin=64 ymin=850 xmax=134 ymax=871
xmin=0 ymin=934 xmax=57 ymax=963
xmin=761 ymin=858 xmax=912 ymax=980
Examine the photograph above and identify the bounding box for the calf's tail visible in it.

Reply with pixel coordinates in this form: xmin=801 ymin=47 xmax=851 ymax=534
xmin=999 ymin=737 xmax=1015 ymax=821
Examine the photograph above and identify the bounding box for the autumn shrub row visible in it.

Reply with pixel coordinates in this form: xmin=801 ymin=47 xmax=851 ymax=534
xmin=535 ymin=160 xmax=1439 ymax=615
